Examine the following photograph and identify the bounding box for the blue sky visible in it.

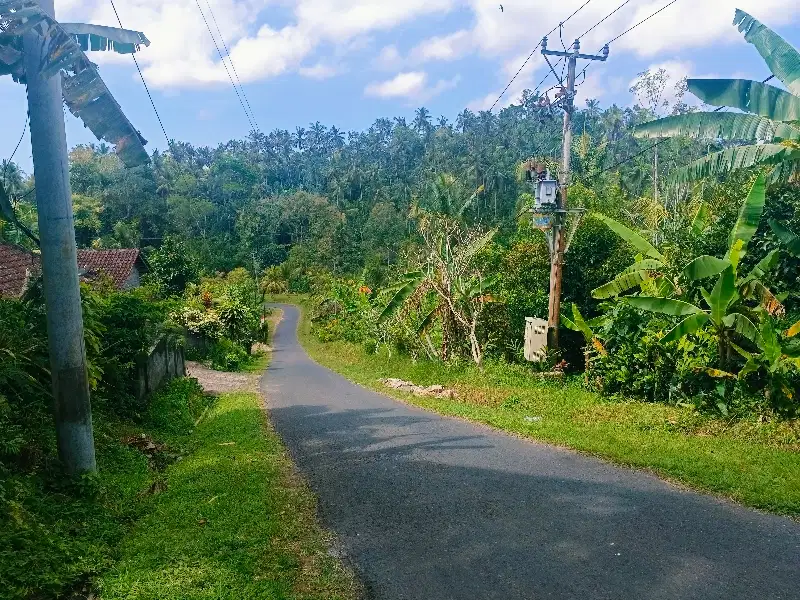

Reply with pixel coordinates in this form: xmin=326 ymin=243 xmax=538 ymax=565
xmin=2 ymin=0 xmax=799 ymax=172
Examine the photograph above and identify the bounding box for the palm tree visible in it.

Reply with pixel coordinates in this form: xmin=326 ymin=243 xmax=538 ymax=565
xmin=413 ymin=107 xmax=433 ymax=137
xmin=635 ymin=9 xmax=800 ymax=183
xmin=294 ymin=127 xmax=306 ymax=150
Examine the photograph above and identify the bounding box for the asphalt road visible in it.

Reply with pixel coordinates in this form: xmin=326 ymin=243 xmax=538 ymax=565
xmin=262 ymin=305 xmax=799 ymax=600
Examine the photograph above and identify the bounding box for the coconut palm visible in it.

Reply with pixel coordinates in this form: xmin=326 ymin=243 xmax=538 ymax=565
xmin=634 ymin=10 xmax=800 ymax=183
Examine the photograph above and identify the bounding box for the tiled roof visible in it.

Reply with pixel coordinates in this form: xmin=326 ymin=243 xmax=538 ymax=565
xmin=0 ymin=244 xmax=39 ymax=298
xmin=0 ymin=245 xmax=145 ymax=297
xmin=77 ymin=248 xmax=144 ymax=289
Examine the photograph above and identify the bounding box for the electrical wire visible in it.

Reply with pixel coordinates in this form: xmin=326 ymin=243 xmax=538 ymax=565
xmin=2 ymin=117 xmax=27 ymax=187
xmin=202 ymin=0 xmax=260 ymax=132
xmin=488 ymin=0 xmax=596 ymax=111
xmin=193 ymin=0 xmax=257 ymax=133
xmin=534 ymin=0 xmax=640 ymax=97
xmin=607 ymin=0 xmax=679 ymax=45
xmin=108 ymin=0 xmax=171 ymax=147
xmin=577 ymin=0 xmax=636 ymax=39
xmin=575 ymin=0 xmax=681 ymax=85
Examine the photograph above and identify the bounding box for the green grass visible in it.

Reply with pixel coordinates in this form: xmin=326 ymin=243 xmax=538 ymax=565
xmin=0 ymin=379 xmax=211 ymax=600
xmin=284 ymin=299 xmax=800 ymax=518
xmin=96 ymin=389 xmax=359 ymax=600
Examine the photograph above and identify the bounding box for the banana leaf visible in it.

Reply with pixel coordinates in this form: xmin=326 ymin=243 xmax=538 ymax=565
xmin=624 ymin=296 xmax=704 ymax=317
xmin=662 ymin=313 xmax=711 ymax=344
xmin=634 ymin=112 xmax=800 ymax=143
xmin=709 ymin=268 xmax=738 ymax=324
xmin=728 ymin=173 xmax=766 ymax=259
xmin=769 ymin=219 xmax=800 ymax=257
xmin=378 ymin=276 xmax=422 ymax=322
xmin=734 ymin=9 xmax=800 ymax=96
xmin=455 ymin=227 xmax=497 ymax=270
xmin=683 ymin=255 xmax=731 ymax=281
xmin=691 ymin=202 xmax=711 ymax=236
xmin=622 ymin=259 xmax=664 ymax=273
xmin=672 ymin=145 xmax=799 ymax=186
xmin=61 ymin=23 xmax=150 ymax=54
xmin=416 ymin=305 xmax=441 ymax=335
xmin=723 ymin=312 xmax=760 ymax=345
xmin=593 ymin=214 xmax=664 ymax=260
xmin=687 ymin=79 xmax=800 ymax=121
xmin=0 ymin=2 xmax=150 ymax=167
xmin=744 ymin=249 xmax=780 ymax=282
xmin=592 ymin=270 xmax=651 ymax=299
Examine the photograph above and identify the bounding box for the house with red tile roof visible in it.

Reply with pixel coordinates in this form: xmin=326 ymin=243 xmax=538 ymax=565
xmin=0 ymin=243 xmax=40 ymax=299
xmin=0 ymin=244 xmax=149 ymax=298
xmin=77 ymin=248 xmax=149 ymax=290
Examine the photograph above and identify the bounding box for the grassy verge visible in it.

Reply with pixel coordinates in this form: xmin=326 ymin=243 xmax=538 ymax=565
xmin=96 ymin=391 xmax=358 ymax=599
xmin=281 ymin=297 xmax=800 ymax=517
xmin=1 ymin=379 xmax=212 ymax=600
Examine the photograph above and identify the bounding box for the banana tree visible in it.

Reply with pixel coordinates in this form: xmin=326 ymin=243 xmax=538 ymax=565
xmin=733 ymin=317 xmax=800 ymax=412
xmin=634 ymin=9 xmax=800 ymax=184
xmin=681 ymin=175 xmax=784 ymax=314
xmin=589 ymin=214 xmax=676 ymax=300
xmin=623 ymin=174 xmax=780 ymax=368
xmin=379 ymin=214 xmax=497 ymax=365
xmin=625 ymin=267 xmax=759 ymax=370
xmin=562 ymin=303 xmax=607 ymax=379
xmin=594 ymin=174 xmax=781 ymax=311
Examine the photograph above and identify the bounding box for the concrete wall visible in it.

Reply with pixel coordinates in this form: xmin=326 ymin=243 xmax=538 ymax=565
xmin=136 ymin=336 xmax=186 ymax=400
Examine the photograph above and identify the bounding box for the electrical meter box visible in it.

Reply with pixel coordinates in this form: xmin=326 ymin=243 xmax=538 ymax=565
xmin=535 ymin=174 xmax=559 ymax=210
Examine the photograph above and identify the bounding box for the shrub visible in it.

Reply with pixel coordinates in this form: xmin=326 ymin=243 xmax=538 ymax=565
xmin=209 ymin=338 xmax=250 ymax=372
xmin=146 ymin=378 xmax=209 ymax=435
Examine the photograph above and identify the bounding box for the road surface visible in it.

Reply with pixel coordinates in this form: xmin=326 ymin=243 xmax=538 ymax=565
xmin=262 ymin=304 xmax=799 ymax=600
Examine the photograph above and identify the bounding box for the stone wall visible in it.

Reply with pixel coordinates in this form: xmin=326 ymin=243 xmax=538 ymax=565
xmin=136 ymin=336 xmax=186 ymax=400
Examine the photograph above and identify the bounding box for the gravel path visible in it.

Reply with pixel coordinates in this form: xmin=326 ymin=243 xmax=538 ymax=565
xmin=262 ymin=304 xmax=799 ymax=600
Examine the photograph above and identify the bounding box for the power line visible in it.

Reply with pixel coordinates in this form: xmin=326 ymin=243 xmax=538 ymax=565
xmin=108 ymin=0 xmax=170 ymax=147
xmin=580 ymin=139 xmax=663 ymax=184
xmin=488 ymin=0 xmax=596 ymax=111
xmin=578 ymin=0 xmax=636 ymax=39
xmin=203 ymin=0 xmax=260 ymax=131
xmin=2 ymin=117 xmax=27 ymax=187
xmin=607 ymin=0 xmax=679 ymax=45
xmin=534 ymin=0 xmax=639 ymax=97
xmin=193 ymin=0 xmax=258 ymax=133
xmin=575 ymin=0 xmax=681 ymax=84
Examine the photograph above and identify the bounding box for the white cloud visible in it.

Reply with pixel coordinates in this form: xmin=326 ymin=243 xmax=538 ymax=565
xmin=54 ymin=0 xmax=799 ymax=96
xmin=365 ymin=71 xmax=460 ymax=102
xmin=299 ymin=63 xmax=340 ymax=80
xmin=365 ymin=72 xmax=427 ymax=98
xmin=410 ymin=30 xmax=472 ymax=62
xmin=58 ymin=0 xmax=456 ymax=89
xmin=373 ymin=45 xmax=403 ymax=70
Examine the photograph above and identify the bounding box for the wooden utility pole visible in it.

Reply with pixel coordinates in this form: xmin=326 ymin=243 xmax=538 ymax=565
xmin=23 ymin=0 xmax=96 ymax=473
xmin=541 ymin=38 xmax=609 ymax=349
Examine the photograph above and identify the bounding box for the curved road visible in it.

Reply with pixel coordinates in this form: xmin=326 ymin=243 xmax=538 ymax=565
xmin=262 ymin=305 xmax=799 ymax=600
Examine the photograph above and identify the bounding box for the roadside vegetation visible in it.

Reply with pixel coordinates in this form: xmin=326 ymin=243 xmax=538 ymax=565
xmin=0 ymin=271 xmax=353 ymax=598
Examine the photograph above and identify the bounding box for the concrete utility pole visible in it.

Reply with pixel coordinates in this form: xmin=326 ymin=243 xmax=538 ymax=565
xmin=23 ymin=0 xmax=96 ymax=472
xmin=541 ymin=38 xmax=609 ymax=350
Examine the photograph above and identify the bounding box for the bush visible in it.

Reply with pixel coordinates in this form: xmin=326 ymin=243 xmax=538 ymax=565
xmin=209 ymin=338 xmax=250 ymax=372
xmin=146 ymin=378 xmax=209 ymax=435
